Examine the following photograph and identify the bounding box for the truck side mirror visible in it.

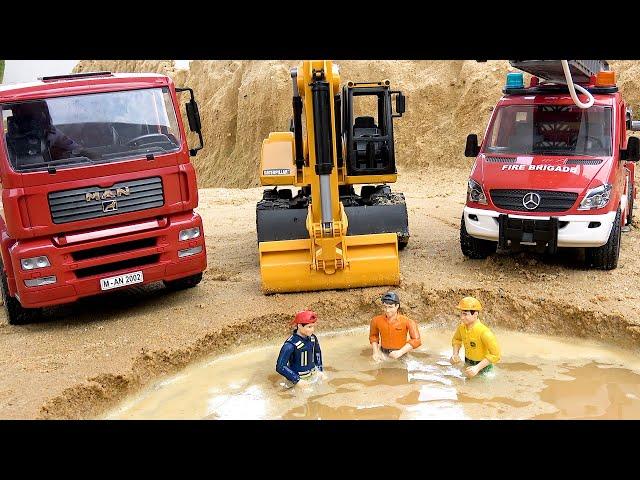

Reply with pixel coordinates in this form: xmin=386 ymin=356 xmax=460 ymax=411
xmin=186 ymin=99 xmax=202 ymax=133
xmin=631 ymin=121 xmax=640 ymax=132
xmin=465 ymin=134 xmax=480 ymax=157
xmin=622 ymin=136 xmax=640 ymax=162
xmin=176 ymin=87 xmax=204 ymax=156
xmin=396 ymin=94 xmax=406 ymax=115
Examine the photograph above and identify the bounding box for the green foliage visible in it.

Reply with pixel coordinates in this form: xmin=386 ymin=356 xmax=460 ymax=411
xmin=0 ymin=60 xmax=4 ymax=83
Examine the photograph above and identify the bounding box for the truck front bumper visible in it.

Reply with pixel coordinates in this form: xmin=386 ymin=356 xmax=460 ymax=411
xmin=463 ymin=206 xmax=616 ymax=249
xmin=9 ymin=211 xmax=206 ymax=309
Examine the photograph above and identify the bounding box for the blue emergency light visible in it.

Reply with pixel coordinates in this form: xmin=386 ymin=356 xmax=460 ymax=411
xmin=505 ymin=72 xmax=524 ymax=89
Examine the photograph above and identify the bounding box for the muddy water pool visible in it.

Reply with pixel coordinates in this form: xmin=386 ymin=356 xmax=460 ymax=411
xmin=105 ymin=326 xmax=640 ymax=419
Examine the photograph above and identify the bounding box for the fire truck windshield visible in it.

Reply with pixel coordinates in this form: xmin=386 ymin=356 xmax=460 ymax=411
xmin=1 ymin=87 xmax=181 ymax=172
xmin=484 ymin=104 xmax=612 ymax=157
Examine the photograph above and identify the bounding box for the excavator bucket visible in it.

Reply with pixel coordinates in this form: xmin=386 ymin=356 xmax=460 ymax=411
xmin=258 ymin=233 xmax=400 ymax=294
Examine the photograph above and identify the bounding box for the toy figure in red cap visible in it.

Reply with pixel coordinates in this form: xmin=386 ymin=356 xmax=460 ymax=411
xmin=275 ymin=310 xmax=325 ymax=387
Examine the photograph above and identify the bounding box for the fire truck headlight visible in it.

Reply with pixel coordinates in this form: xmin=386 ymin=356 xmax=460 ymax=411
xmin=20 ymin=256 xmax=51 ymax=270
xmin=579 ymin=183 xmax=612 ymax=210
xmin=467 ymin=179 xmax=488 ymax=205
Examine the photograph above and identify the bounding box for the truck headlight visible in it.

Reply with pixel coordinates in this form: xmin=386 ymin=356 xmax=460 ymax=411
xmin=179 ymin=227 xmax=201 ymax=241
xmin=21 ymin=256 xmax=51 ymax=270
xmin=579 ymin=184 xmax=612 ymax=210
xmin=467 ymin=179 xmax=487 ymax=205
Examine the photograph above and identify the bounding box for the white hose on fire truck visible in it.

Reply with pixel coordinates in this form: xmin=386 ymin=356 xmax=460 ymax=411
xmin=561 ymin=60 xmax=594 ymax=109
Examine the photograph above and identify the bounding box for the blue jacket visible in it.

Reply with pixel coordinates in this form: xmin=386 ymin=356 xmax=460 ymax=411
xmin=275 ymin=331 xmax=323 ymax=384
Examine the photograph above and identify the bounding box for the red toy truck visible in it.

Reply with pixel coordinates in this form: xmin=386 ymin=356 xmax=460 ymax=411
xmin=461 ymin=61 xmax=639 ymax=269
xmin=0 ymin=72 xmax=207 ymax=324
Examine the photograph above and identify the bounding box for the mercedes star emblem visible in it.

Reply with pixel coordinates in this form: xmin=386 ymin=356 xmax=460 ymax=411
xmin=522 ymin=192 xmax=541 ymax=210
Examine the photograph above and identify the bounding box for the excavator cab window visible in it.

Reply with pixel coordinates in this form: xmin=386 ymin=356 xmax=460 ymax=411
xmin=343 ymin=85 xmax=397 ymax=176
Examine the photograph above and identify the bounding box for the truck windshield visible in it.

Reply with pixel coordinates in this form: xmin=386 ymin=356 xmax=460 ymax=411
xmin=1 ymin=87 xmax=181 ymax=172
xmin=485 ymin=104 xmax=612 ymax=157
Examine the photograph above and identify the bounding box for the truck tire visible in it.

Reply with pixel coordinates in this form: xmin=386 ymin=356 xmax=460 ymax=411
xmin=460 ymin=214 xmax=497 ymax=259
xmin=163 ymin=272 xmax=203 ymax=291
xmin=585 ymin=207 xmax=622 ymax=270
xmin=0 ymin=262 xmax=40 ymax=325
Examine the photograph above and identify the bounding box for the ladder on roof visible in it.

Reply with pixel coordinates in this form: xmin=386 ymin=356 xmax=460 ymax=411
xmin=509 ymin=60 xmax=609 ymax=83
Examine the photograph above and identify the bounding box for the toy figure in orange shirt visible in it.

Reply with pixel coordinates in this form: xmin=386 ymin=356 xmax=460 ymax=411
xmin=369 ymin=291 xmax=421 ymax=362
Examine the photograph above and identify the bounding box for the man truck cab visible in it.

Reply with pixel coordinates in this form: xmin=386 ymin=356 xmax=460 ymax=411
xmin=0 ymin=72 xmax=207 ymax=324
xmin=461 ymin=64 xmax=639 ymax=269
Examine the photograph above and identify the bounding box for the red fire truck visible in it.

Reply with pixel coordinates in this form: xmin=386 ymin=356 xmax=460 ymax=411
xmin=461 ymin=60 xmax=639 ymax=269
xmin=0 ymin=72 xmax=207 ymax=324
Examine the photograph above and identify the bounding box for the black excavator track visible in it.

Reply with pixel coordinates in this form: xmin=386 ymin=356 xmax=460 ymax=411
xmin=256 ymin=187 xmax=409 ymax=249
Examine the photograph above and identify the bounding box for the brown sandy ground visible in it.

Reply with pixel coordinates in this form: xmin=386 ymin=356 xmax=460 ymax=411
xmin=0 ymin=167 xmax=639 ymax=419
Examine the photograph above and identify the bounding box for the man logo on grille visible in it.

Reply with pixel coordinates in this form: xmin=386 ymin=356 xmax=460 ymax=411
xmin=86 ymin=187 xmax=130 ymax=202
xmin=522 ymin=192 xmax=541 ymax=210
xmin=102 ymin=200 xmax=118 ymax=212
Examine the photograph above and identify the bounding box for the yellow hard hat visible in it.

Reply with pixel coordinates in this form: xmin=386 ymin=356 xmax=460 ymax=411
xmin=456 ymin=296 xmax=483 ymax=311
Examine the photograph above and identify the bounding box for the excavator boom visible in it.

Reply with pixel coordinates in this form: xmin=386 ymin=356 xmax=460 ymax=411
xmin=257 ymin=60 xmax=404 ymax=293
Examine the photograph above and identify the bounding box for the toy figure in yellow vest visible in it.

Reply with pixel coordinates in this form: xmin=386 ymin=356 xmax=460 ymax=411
xmin=450 ymin=296 xmax=500 ymax=377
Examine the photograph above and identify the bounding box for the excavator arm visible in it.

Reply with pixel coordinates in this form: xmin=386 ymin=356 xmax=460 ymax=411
xmin=257 ymin=60 xmax=400 ymax=293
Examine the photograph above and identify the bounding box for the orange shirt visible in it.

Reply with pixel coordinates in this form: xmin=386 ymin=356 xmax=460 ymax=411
xmin=369 ymin=314 xmax=421 ymax=350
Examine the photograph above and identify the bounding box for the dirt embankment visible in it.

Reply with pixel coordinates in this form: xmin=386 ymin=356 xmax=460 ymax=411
xmin=77 ymin=60 xmax=640 ymax=188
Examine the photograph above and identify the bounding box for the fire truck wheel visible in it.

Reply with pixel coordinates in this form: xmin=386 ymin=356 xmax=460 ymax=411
xmin=459 ymin=214 xmax=497 ymax=259
xmin=586 ymin=207 xmax=622 ymax=270
xmin=163 ymin=272 xmax=203 ymax=291
xmin=0 ymin=263 xmax=41 ymax=325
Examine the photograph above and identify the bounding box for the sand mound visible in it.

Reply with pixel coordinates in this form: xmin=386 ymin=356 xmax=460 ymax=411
xmin=75 ymin=60 xmax=640 ymax=188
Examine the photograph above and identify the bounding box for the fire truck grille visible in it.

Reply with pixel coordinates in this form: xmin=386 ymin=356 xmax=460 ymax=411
xmin=48 ymin=177 xmax=164 ymax=224
xmin=490 ymin=189 xmax=578 ymax=212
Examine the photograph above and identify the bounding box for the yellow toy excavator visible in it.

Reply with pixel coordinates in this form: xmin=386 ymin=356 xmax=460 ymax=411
xmin=257 ymin=60 xmax=408 ymax=293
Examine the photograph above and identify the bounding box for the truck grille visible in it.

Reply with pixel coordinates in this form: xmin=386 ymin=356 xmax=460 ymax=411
xmin=48 ymin=177 xmax=164 ymax=224
xmin=71 ymin=238 xmax=157 ymax=261
xmin=490 ymin=189 xmax=578 ymax=212
xmin=74 ymin=254 xmax=160 ymax=279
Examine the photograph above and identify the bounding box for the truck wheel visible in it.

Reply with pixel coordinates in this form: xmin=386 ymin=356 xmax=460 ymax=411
xmin=460 ymin=214 xmax=497 ymax=259
xmin=163 ymin=272 xmax=203 ymax=291
xmin=585 ymin=208 xmax=622 ymax=270
xmin=0 ymin=263 xmax=40 ymax=325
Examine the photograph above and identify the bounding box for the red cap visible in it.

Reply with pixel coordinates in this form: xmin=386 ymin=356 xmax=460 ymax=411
xmin=293 ymin=310 xmax=318 ymax=325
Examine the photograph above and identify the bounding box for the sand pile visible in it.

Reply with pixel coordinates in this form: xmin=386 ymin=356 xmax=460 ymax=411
xmin=75 ymin=60 xmax=640 ymax=188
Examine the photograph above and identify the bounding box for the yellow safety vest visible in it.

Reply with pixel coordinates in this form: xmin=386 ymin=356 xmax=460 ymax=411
xmin=452 ymin=320 xmax=501 ymax=364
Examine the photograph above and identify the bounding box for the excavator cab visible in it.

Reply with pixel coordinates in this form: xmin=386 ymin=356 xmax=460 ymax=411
xmin=256 ymin=61 xmax=409 ymax=294
xmin=342 ymin=82 xmax=405 ymax=175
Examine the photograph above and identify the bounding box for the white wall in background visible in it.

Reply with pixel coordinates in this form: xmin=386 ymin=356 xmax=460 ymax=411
xmin=2 ymin=60 xmax=80 ymax=84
